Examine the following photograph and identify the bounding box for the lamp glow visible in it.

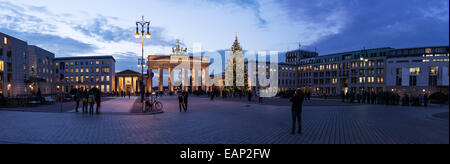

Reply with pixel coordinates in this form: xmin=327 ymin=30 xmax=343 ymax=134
xmin=145 ymin=33 xmax=151 ymax=38
xmin=135 ymin=33 xmax=140 ymax=39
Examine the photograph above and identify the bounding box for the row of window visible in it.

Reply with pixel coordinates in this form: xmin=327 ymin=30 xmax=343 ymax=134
xmin=57 ymin=85 xmax=111 ymax=93
xmin=56 ymin=75 xmax=111 ymax=83
xmin=56 ymin=61 xmax=111 ymax=67
xmin=56 ymin=67 xmax=111 ymax=74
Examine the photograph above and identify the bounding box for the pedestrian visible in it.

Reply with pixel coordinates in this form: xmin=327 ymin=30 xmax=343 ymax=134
xmin=88 ymin=91 xmax=95 ymax=115
xmin=248 ymin=91 xmax=252 ymax=102
xmin=74 ymin=89 xmax=81 ymax=112
xmin=290 ymin=89 xmax=305 ymax=135
xmin=82 ymin=88 xmax=88 ymax=113
xmin=95 ymin=89 xmax=101 ymax=114
xmin=210 ymin=90 xmax=215 ymax=101
xmin=424 ymin=93 xmax=429 ymax=107
xmin=178 ymin=93 xmax=184 ymax=112
xmin=183 ymin=92 xmax=189 ymax=112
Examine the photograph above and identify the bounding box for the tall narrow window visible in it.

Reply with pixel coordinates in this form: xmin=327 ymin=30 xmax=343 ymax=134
xmin=429 ymin=66 xmax=438 ymax=87
xmin=3 ymin=37 xmax=7 ymax=44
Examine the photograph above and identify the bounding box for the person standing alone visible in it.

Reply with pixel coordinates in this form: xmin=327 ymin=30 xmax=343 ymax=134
xmin=183 ymin=92 xmax=189 ymax=112
xmin=178 ymin=93 xmax=184 ymax=112
xmin=74 ymin=89 xmax=81 ymax=113
xmin=290 ymin=89 xmax=305 ymax=135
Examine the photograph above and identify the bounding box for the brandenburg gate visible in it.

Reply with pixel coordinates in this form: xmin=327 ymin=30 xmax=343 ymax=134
xmin=146 ymin=40 xmax=211 ymax=93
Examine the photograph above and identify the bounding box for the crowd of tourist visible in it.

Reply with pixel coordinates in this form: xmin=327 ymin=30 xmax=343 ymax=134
xmin=340 ymin=91 xmax=433 ymax=107
xmin=73 ymin=87 xmax=102 ymax=115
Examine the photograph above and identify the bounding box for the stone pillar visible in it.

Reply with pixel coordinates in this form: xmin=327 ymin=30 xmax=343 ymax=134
xmin=168 ymin=67 xmax=174 ymax=92
xmin=192 ymin=68 xmax=197 ymax=92
xmin=148 ymin=69 xmax=153 ymax=93
xmin=182 ymin=68 xmax=187 ymax=92
xmin=122 ymin=77 xmax=125 ymax=93
xmin=158 ymin=68 xmax=164 ymax=92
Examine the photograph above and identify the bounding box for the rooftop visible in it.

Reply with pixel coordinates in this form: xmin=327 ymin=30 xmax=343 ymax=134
xmin=55 ymin=55 xmax=116 ymax=62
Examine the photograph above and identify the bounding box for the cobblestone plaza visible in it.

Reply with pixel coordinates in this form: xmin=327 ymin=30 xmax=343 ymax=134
xmin=0 ymin=96 xmax=448 ymax=144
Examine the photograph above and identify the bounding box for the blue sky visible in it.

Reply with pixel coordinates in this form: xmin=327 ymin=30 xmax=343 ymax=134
xmin=1 ymin=0 xmax=449 ymax=73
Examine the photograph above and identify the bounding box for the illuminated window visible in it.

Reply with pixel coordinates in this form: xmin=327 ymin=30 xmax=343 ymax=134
xmin=0 ymin=60 xmax=3 ymax=71
xmin=3 ymin=37 xmax=7 ymax=44
xmin=96 ymin=61 xmax=100 ymax=65
xmin=70 ymin=62 xmax=74 ymax=66
xmin=425 ymin=48 xmax=432 ymax=54
xmin=56 ymin=63 xmax=60 ymax=66
xmin=430 ymin=66 xmax=438 ymax=75
xmin=332 ymin=78 xmax=338 ymax=84
xmin=409 ymin=67 xmax=421 ymax=75
xmin=96 ymin=67 xmax=99 ymax=73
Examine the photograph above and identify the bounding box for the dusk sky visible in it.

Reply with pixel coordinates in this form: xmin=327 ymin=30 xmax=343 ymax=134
xmin=1 ymin=0 xmax=449 ymax=72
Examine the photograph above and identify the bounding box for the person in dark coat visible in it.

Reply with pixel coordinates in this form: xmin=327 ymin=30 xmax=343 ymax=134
xmin=82 ymin=88 xmax=89 ymax=113
xmin=424 ymin=94 xmax=429 ymax=107
xmin=183 ymin=92 xmax=189 ymax=112
xmin=95 ymin=89 xmax=101 ymax=114
xmin=290 ymin=89 xmax=305 ymax=135
xmin=74 ymin=89 xmax=81 ymax=112
xmin=178 ymin=93 xmax=184 ymax=112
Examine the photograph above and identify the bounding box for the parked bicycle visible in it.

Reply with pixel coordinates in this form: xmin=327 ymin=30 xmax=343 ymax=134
xmin=145 ymin=93 xmax=163 ymax=112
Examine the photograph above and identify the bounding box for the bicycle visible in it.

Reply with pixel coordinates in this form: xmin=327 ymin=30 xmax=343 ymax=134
xmin=145 ymin=94 xmax=163 ymax=112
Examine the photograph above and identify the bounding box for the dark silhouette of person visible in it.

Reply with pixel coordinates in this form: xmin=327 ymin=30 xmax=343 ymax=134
xmin=424 ymin=94 xmax=429 ymax=107
xmin=290 ymin=89 xmax=305 ymax=135
xmin=183 ymin=92 xmax=189 ymax=112
xmin=178 ymin=93 xmax=184 ymax=112
xmin=74 ymin=89 xmax=81 ymax=112
xmin=88 ymin=90 xmax=95 ymax=115
xmin=248 ymin=91 xmax=252 ymax=102
xmin=82 ymin=88 xmax=88 ymax=113
xmin=95 ymin=89 xmax=101 ymax=114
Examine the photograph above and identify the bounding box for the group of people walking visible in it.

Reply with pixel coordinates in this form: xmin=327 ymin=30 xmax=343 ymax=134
xmin=74 ymin=87 xmax=102 ymax=115
xmin=112 ymin=91 xmax=132 ymax=99
xmin=341 ymin=91 xmax=431 ymax=107
xmin=178 ymin=92 xmax=189 ymax=112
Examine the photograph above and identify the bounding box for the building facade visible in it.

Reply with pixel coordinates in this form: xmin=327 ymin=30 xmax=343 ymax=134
xmin=0 ymin=32 xmax=30 ymax=97
xmin=278 ymin=63 xmax=299 ymax=92
xmin=115 ymin=69 xmax=144 ymax=94
xmin=386 ymin=46 xmax=449 ymax=95
xmin=28 ymin=45 xmax=55 ymax=95
xmin=54 ymin=56 xmax=116 ymax=94
xmin=285 ymin=49 xmax=318 ymax=65
xmin=298 ymin=48 xmax=392 ymax=96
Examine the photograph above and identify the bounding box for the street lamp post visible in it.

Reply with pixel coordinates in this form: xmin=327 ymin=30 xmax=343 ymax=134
xmin=135 ymin=16 xmax=151 ymax=112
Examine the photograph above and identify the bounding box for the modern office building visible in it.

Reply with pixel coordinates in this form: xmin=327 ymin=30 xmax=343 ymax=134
xmin=54 ymin=56 xmax=116 ymax=94
xmin=278 ymin=63 xmax=299 ymax=92
xmin=298 ymin=48 xmax=392 ymax=96
xmin=386 ymin=46 xmax=449 ymax=95
xmin=28 ymin=45 xmax=56 ymax=95
xmin=245 ymin=61 xmax=297 ymax=93
xmin=285 ymin=49 xmax=318 ymax=65
xmin=0 ymin=32 xmax=30 ymax=97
